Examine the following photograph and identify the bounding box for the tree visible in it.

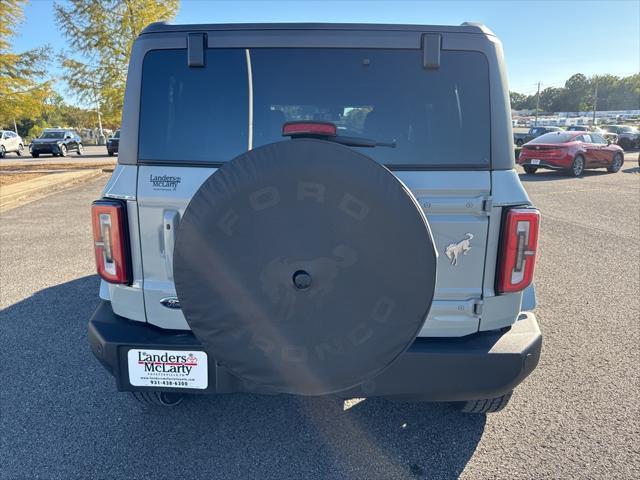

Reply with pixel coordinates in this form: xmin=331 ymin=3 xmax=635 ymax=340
xmin=511 ymin=73 xmax=639 ymax=113
xmin=609 ymin=74 xmax=640 ymax=110
xmin=539 ymin=87 xmax=563 ymax=113
xmin=562 ymin=73 xmax=590 ymax=112
xmin=510 ymin=92 xmax=526 ymax=110
xmin=0 ymin=0 xmax=52 ymax=129
xmin=54 ymin=0 xmax=179 ymax=128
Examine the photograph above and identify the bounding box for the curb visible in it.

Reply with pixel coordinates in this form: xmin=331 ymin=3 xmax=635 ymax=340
xmin=0 ymin=169 xmax=103 ymax=213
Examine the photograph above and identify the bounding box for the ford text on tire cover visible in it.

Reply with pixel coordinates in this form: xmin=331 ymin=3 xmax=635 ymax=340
xmin=88 ymin=22 xmax=542 ymax=413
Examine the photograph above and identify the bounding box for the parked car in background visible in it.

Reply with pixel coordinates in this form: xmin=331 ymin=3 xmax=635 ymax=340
xmin=513 ymin=128 xmax=529 ymax=147
xmin=0 ymin=130 xmax=25 ymax=157
xmin=599 ymin=125 xmax=640 ymax=150
xmin=566 ymin=125 xmax=619 ymax=144
xmin=30 ymin=129 xmax=84 ymax=158
xmin=106 ymin=129 xmax=120 ymax=156
xmin=514 ymin=126 xmax=563 ymax=146
xmin=518 ymin=131 xmax=624 ymax=176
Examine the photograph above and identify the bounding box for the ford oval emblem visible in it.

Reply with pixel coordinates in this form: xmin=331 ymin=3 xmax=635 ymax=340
xmin=160 ymin=297 xmax=181 ymax=309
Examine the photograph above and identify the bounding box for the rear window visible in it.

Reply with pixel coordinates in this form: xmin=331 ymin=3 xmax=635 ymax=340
xmin=529 ymin=132 xmax=577 ymax=144
xmin=138 ymin=48 xmax=490 ymax=167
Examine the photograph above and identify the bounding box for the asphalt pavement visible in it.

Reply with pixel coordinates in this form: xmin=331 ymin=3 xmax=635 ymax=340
xmin=1 ymin=157 xmax=639 ymax=479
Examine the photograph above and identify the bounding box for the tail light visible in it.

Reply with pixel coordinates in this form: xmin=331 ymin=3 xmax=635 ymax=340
xmin=91 ymin=199 xmax=131 ymax=284
xmin=497 ymin=208 xmax=540 ymax=294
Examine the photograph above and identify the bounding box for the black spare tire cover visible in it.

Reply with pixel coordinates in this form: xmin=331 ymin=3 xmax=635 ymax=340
xmin=173 ymin=139 xmax=437 ymax=395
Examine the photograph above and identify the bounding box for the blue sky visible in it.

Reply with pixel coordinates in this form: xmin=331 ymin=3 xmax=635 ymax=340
xmin=12 ymin=0 xmax=640 ymax=105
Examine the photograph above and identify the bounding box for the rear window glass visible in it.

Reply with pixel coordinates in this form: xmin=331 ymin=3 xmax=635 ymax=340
xmin=530 ymin=132 xmax=577 ymax=144
xmin=138 ymin=48 xmax=490 ymax=167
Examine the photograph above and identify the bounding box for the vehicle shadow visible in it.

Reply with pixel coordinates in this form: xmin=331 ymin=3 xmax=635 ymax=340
xmin=1 ymin=275 xmax=485 ymax=480
xmin=622 ymin=166 xmax=639 ymax=174
xmin=518 ymin=169 xmax=611 ymax=182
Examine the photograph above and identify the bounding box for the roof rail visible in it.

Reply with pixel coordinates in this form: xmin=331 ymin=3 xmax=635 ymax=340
xmin=141 ymin=21 xmax=169 ymax=34
xmin=460 ymin=22 xmax=495 ymax=36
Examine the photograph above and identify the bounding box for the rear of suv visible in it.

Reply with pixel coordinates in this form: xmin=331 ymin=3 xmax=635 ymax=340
xmin=106 ymin=129 xmax=120 ymax=156
xmin=88 ymin=22 xmax=542 ymax=412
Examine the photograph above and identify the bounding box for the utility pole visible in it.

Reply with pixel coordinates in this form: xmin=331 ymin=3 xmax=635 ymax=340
xmin=96 ymin=109 xmax=105 ymax=146
xmin=592 ymin=79 xmax=598 ymax=125
xmin=534 ymin=81 xmax=541 ymax=127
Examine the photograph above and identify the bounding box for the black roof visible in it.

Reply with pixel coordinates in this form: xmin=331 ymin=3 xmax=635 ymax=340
xmin=141 ymin=21 xmax=494 ymax=36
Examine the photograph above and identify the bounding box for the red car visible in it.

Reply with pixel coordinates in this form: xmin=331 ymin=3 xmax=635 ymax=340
xmin=518 ymin=131 xmax=624 ymax=177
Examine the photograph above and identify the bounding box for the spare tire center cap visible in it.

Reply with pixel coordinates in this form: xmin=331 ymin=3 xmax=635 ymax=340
xmin=292 ymin=270 xmax=312 ymax=290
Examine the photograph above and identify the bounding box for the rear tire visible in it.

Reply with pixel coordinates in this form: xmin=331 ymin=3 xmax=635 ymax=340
xmin=130 ymin=391 xmax=184 ymax=407
xmin=59 ymin=144 xmax=67 ymax=157
xmin=607 ymin=153 xmax=623 ymax=173
xmin=108 ymin=150 xmax=114 ymax=156
xmin=31 ymin=152 xmax=39 ymax=158
xmin=569 ymin=155 xmax=585 ymax=177
xmin=523 ymin=165 xmax=538 ymax=174
xmin=17 ymin=144 xmax=24 ymax=156
xmin=459 ymin=391 xmax=513 ymax=414
xmin=76 ymin=143 xmax=83 ymax=155
xmin=0 ymin=145 xmax=5 ymax=158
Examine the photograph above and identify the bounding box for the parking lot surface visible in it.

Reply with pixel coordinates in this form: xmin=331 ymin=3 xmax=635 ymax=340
xmin=1 ymin=156 xmax=639 ymax=479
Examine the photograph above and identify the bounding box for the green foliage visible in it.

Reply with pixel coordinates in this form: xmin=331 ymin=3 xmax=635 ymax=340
xmin=0 ymin=0 xmax=53 ymax=128
xmin=511 ymin=73 xmax=640 ymax=113
xmin=26 ymin=123 xmax=45 ymax=141
xmin=54 ymin=0 xmax=179 ymax=127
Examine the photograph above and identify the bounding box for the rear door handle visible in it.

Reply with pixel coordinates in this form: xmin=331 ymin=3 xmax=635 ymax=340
xmin=163 ymin=210 xmax=180 ymax=280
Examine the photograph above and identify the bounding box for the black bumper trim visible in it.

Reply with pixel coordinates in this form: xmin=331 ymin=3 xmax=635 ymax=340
xmin=519 ymin=161 xmax=566 ymax=170
xmin=88 ymin=301 xmax=541 ymax=401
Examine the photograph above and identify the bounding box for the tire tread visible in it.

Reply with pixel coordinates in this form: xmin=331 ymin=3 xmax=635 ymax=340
xmin=460 ymin=391 xmax=513 ymax=414
xmin=130 ymin=391 xmax=183 ymax=407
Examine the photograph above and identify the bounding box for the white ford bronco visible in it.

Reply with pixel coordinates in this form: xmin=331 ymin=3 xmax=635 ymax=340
xmin=89 ymin=22 xmax=542 ymax=412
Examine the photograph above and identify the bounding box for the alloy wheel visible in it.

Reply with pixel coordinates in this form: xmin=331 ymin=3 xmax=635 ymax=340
xmin=572 ymin=156 xmax=584 ymax=176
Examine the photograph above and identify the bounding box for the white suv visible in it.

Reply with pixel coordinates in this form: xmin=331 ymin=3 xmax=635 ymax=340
xmin=88 ymin=22 xmax=542 ymax=412
xmin=0 ymin=130 xmax=25 ymax=157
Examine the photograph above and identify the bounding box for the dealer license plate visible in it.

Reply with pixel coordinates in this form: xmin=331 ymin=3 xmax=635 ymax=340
xmin=128 ymin=349 xmax=208 ymax=389
xmin=530 ymin=159 xmax=541 ymax=165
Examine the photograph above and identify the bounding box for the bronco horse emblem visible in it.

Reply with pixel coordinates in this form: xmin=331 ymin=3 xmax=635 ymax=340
xmin=444 ymin=233 xmax=473 ymax=266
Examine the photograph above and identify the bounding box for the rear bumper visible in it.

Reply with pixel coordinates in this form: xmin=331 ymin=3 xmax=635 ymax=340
xmin=88 ymin=301 xmax=542 ymax=401
xmin=519 ymin=160 xmax=567 ymax=170
xmin=518 ymin=154 xmax=573 ymax=170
